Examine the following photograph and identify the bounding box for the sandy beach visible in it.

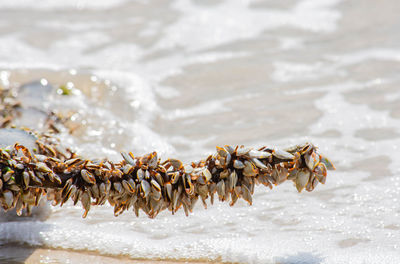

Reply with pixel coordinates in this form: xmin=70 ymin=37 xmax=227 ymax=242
xmin=1 ymin=246 xmax=222 ymax=264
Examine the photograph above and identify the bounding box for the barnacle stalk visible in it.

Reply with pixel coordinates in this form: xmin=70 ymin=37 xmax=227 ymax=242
xmin=0 ymin=133 xmax=335 ymax=218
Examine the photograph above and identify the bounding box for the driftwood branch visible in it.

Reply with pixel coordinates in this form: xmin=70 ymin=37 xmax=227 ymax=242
xmin=0 ymin=132 xmax=335 ymax=218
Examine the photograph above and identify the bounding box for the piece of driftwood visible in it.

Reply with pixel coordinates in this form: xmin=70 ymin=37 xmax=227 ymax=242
xmin=0 ymin=129 xmax=335 ymax=218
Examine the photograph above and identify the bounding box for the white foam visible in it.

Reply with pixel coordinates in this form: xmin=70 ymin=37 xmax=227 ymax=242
xmin=156 ymin=0 xmax=341 ymax=52
xmin=272 ymin=61 xmax=334 ymax=83
xmin=162 ymin=99 xmax=229 ymax=120
xmin=0 ymin=0 xmax=129 ymax=10
xmin=92 ymin=70 xmax=176 ymax=157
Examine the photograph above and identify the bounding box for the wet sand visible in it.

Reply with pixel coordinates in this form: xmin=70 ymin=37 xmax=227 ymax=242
xmin=1 ymin=246 xmax=222 ymax=264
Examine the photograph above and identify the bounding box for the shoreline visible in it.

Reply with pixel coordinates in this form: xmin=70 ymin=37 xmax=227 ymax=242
xmin=0 ymin=245 xmax=225 ymax=264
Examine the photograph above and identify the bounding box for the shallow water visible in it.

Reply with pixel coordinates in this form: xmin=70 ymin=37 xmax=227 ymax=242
xmin=1 ymin=0 xmax=400 ymax=263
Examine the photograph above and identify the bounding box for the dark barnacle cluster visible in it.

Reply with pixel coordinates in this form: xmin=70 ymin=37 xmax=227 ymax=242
xmin=0 ymin=136 xmax=335 ymax=218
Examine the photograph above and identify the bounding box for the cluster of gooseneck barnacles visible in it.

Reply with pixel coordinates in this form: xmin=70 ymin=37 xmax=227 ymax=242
xmin=0 ymin=131 xmax=335 ymax=218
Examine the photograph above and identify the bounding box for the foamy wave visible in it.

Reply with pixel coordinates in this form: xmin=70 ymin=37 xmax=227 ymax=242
xmin=0 ymin=0 xmax=129 ymax=10
xmin=156 ymin=0 xmax=341 ymax=52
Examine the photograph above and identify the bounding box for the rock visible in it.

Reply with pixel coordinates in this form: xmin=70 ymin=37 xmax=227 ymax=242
xmin=18 ymin=79 xmax=53 ymax=109
xmin=0 ymin=128 xmax=37 ymax=150
xmin=14 ymin=80 xmax=54 ymax=130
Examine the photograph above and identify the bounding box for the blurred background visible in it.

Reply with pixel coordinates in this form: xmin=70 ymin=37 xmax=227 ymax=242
xmin=0 ymin=0 xmax=399 ymax=263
